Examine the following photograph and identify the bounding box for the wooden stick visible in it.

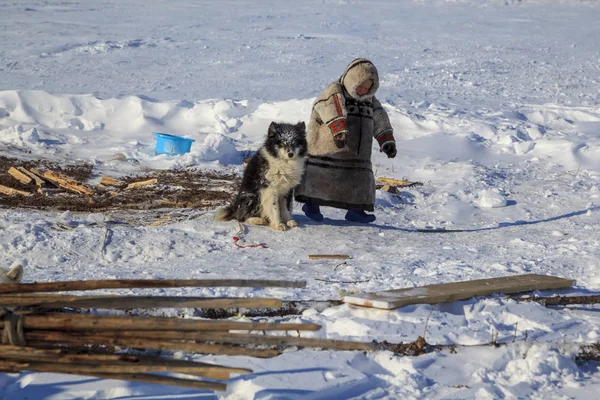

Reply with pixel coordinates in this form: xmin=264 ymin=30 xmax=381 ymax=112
xmin=88 ymin=372 xmax=227 ymax=391
xmin=17 ymin=167 xmax=45 ymax=186
xmin=308 ymin=254 xmax=350 ymax=261
xmin=24 ymin=331 xmax=279 ymax=358
xmin=21 ymin=313 xmax=321 ymax=332
xmin=0 ymin=294 xmax=282 ymax=309
xmin=376 ymin=177 xmax=423 ymax=187
xmin=0 ymin=184 xmax=32 ymax=197
xmin=86 ymin=330 xmax=377 ymax=351
xmin=0 ymin=345 xmax=252 ymax=374
xmin=100 ymin=176 xmax=125 ymax=187
xmin=127 ymin=178 xmax=158 ymax=189
xmin=0 ymin=347 xmax=245 ymax=379
xmin=0 ymin=360 xmax=226 ymax=391
xmin=0 ymin=344 xmax=251 ymax=377
xmin=512 ymin=294 xmax=600 ymax=306
xmin=0 ymin=279 xmax=307 ymax=294
xmin=8 ymin=167 xmax=32 ymax=184
xmin=0 ymin=278 xmax=306 ymax=294
xmin=42 ymin=170 xmax=94 ymax=195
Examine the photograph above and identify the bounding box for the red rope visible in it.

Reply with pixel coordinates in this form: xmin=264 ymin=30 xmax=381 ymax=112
xmin=233 ymin=222 xmax=267 ymax=249
xmin=232 ymin=236 xmax=266 ymax=249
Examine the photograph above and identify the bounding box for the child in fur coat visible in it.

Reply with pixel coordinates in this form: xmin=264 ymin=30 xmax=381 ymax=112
xmin=295 ymin=58 xmax=397 ymax=223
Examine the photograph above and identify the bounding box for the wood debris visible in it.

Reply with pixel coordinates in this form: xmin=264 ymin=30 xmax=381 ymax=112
xmin=17 ymin=167 xmax=45 ymax=186
xmin=377 ymin=177 xmax=423 ymax=187
xmin=42 ymin=170 xmax=95 ymax=195
xmin=380 ymin=184 xmax=398 ymax=194
xmin=0 ymin=184 xmax=32 ymax=197
xmin=0 ymin=156 xmax=238 ymax=212
xmin=100 ymin=176 xmax=125 ymax=187
xmin=127 ymin=178 xmax=158 ymax=189
xmin=8 ymin=167 xmax=32 ymax=185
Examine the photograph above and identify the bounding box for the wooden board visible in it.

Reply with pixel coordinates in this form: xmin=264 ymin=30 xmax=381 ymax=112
xmin=8 ymin=167 xmax=32 ymax=184
xmin=343 ymin=274 xmax=575 ymax=310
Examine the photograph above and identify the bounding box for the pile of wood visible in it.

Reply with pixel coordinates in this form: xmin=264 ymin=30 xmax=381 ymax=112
xmin=0 ymin=278 xmax=324 ymax=392
xmin=0 ymin=278 xmax=418 ymax=392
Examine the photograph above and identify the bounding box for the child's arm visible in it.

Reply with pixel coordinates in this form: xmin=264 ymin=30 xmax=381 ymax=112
xmin=313 ymin=83 xmax=348 ymax=147
xmin=372 ymin=97 xmax=397 ymax=158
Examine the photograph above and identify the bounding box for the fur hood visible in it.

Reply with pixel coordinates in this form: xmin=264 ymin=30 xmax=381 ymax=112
xmin=339 ymin=58 xmax=380 ymax=101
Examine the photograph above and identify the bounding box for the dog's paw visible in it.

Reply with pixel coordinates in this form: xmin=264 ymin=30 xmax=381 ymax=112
xmin=286 ymin=220 xmax=298 ymax=228
xmin=271 ymin=223 xmax=287 ymax=232
xmin=246 ymin=217 xmax=267 ymax=226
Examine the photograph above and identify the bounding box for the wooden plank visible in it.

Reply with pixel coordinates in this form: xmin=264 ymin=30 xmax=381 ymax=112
xmin=24 ymin=331 xmax=280 ymax=358
xmin=21 ymin=313 xmax=321 ymax=332
xmin=127 ymin=178 xmax=157 ymax=189
xmin=0 ymin=184 xmax=32 ymax=197
xmin=342 ymin=274 xmax=575 ymax=310
xmin=308 ymin=254 xmax=350 ymax=261
xmin=0 ymin=360 xmax=227 ymax=391
xmin=17 ymin=167 xmax=45 ymax=186
xmin=8 ymin=167 xmax=32 ymax=184
xmin=0 ymin=278 xmax=306 ymax=294
xmin=0 ymin=294 xmax=282 ymax=309
xmin=87 ymin=330 xmax=378 ymax=352
xmin=42 ymin=170 xmax=94 ymax=195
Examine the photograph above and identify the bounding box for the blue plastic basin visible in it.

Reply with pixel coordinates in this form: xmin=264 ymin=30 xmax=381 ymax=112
xmin=154 ymin=133 xmax=195 ymax=155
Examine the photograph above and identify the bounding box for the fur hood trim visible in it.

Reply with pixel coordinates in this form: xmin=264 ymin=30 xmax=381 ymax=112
xmin=339 ymin=58 xmax=379 ymax=101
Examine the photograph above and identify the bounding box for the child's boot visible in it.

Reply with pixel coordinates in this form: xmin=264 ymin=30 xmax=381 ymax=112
xmin=345 ymin=208 xmax=376 ymax=223
xmin=302 ymin=203 xmax=323 ymax=221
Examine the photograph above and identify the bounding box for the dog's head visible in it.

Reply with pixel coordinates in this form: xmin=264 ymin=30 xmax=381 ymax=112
xmin=264 ymin=122 xmax=307 ymax=160
xmin=0 ymin=264 xmax=24 ymax=284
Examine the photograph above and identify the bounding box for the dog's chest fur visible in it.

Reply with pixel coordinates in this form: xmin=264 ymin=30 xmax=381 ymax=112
xmin=260 ymin=148 xmax=305 ymax=193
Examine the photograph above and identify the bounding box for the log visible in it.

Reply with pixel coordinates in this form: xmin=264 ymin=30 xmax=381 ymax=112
xmin=308 ymin=254 xmax=350 ymax=261
xmin=17 ymin=167 xmax=45 ymax=186
xmin=8 ymin=167 xmax=32 ymax=184
xmin=42 ymin=170 xmax=94 ymax=195
xmin=0 ymin=278 xmax=307 ymax=294
xmin=87 ymin=330 xmax=377 ymax=351
xmin=0 ymin=345 xmax=247 ymax=379
xmin=0 ymin=184 xmax=32 ymax=197
xmin=0 ymin=294 xmax=283 ymax=310
xmin=24 ymin=331 xmax=279 ymax=358
xmin=21 ymin=313 xmax=321 ymax=332
xmin=127 ymin=178 xmax=158 ymax=189
xmin=0 ymin=360 xmax=226 ymax=391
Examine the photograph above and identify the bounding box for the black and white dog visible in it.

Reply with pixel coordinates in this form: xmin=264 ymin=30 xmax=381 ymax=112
xmin=216 ymin=121 xmax=307 ymax=231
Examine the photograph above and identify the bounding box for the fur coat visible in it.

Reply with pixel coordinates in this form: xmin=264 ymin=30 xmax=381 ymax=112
xmin=295 ymin=58 xmax=396 ymax=211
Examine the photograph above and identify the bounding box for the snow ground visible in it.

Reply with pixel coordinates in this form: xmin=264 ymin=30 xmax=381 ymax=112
xmin=1 ymin=0 xmax=600 ymax=398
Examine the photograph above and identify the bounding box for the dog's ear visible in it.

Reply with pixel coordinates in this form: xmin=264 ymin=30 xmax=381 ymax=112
xmin=296 ymin=121 xmax=306 ymax=132
xmin=268 ymin=122 xmax=279 ymax=137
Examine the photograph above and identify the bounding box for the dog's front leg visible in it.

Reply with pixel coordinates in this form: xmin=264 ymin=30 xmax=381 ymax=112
xmin=280 ymin=193 xmax=297 ymax=228
xmin=260 ymin=188 xmax=286 ymax=231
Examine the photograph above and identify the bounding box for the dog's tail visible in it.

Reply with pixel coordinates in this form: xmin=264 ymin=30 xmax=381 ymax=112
xmin=215 ymin=205 xmax=235 ymax=222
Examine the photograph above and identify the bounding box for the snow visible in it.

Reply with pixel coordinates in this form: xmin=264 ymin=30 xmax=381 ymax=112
xmin=2 ymin=0 xmax=600 ymax=398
